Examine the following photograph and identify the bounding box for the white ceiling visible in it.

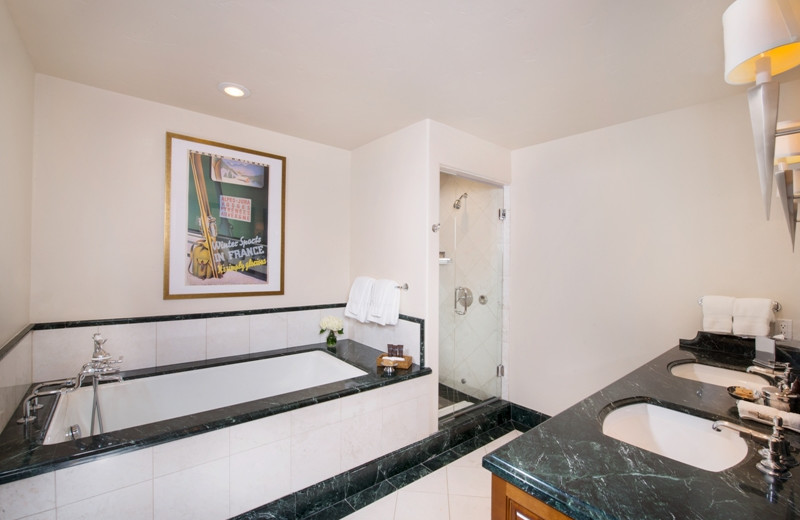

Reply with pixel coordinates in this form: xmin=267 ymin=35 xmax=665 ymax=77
xmin=5 ymin=0 xmax=777 ymax=150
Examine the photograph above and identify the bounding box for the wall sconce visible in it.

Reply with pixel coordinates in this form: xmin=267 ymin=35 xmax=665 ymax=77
xmin=774 ymin=121 xmax=800 ymax=249
xmin=723 ymin=0 xmax=800 ymax=219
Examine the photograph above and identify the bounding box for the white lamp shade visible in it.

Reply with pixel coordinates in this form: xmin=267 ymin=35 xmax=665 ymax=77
xmin=723 ymin=0 xmax=800 ymax=84
xmin=776 ymin=120 xmax=800 ymax=165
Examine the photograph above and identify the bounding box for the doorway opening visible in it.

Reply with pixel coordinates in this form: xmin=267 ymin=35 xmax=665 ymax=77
xmin=438 ymin=172 xmax=505 ymax=420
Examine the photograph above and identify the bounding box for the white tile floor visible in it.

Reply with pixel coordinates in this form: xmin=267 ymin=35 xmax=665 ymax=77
xmin=342 ymin=430 xmax=523 ymax=520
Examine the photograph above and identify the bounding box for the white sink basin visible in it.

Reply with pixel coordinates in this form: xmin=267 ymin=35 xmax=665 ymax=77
xmin=602 ymin=403 xmax=748 ymax=472
xmin=670 ymin=362 xmax=770 ymax=389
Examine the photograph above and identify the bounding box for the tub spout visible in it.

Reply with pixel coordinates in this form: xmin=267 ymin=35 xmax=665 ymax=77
xmin=16 ymin=378 xmax=76 ymax=424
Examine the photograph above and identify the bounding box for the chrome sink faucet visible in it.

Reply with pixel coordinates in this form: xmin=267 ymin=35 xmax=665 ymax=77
xmin=713 ymin=416 xmax=797 ymax=477
xmin=746 ymin=360 xmax=791 ymax=388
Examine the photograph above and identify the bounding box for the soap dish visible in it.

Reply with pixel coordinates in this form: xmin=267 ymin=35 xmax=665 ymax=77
xmin=376 ymin=354 xmax=412 ymax=369
xmin=727 ymin=386 xmax=758 ymax=402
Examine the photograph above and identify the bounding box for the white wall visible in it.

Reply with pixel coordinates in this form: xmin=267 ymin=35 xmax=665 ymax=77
xmin=349 ymin=120 xmax=430 ymax=318
xmin=430 ymin=121 xmax=511 ymax=186
xmin=0 ymin=1 xmax=34 ymax=344
xmin=348 ymin=119 xmax=510 ymax=427
xmin=29 ymin=75 xmax=351 ymax=322
xmin=509 ymin=83 xmax=800 ymax=417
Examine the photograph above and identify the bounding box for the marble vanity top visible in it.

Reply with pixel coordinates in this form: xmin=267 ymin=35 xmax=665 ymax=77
xmin=482 ymin=340 xmax=800 ymax=520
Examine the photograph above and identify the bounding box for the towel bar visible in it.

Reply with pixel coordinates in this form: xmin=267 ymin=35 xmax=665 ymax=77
xmin=396 ymin=283 xmax=409 ymax=290
xmin=697 ymin=297 xmax=781 ymax=312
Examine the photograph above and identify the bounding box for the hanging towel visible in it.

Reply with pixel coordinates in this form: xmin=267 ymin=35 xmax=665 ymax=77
xmin=344 ymin=276 xmax=375 ymax=323
xmin=368 ymin=279 xmax=400 ymax=326
xmin=737 ymin=401 xmax=800 ymax=433
xmin=732 ymin=298 xmax=775 ymax=337
xmin=701 ymin=295 xmax=735 ymax=333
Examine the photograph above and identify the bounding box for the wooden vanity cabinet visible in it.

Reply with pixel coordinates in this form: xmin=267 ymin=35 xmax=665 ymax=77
xmin=491 ymin=475 xmax=575 ymax=520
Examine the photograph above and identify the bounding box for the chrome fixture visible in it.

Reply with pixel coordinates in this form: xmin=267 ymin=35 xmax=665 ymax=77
xmin=747 ymin=359 xmax=792 ymax=389
xmin=722 ymin=0 xmax=800 ymax=219
xmin=432 ymin=223 xmax=441 ymax=232
xmin=17 ymin=378 xmax=76 ymax=424
xmin=17 ymin=334 xmax=123 ymax=431
xmin=455 ymin=286 xmax=473 ymax=315
xmin=80 ymin=334 xmax=124 ymax=436
xmin=748 ymin=359 xmax=798 ymax=412
xmin=453 ymin=193 xmax=468 ymax=209
xmin=713 ymin=416 xmax=796 ymax=477
xmin=66 ymin=424 xmax=81 ymax=441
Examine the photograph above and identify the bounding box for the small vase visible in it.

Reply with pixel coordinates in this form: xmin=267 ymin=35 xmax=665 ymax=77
xmin=326 ymin=330 xmax=337 ymax=350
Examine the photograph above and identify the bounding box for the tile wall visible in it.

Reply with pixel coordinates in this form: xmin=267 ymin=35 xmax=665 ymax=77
xmin=0 ymin=306 xmax=423 ymax=457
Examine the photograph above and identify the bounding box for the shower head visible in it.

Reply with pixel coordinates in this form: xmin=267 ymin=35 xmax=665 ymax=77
xmin=453 ymin=193 xmax=468 ymax=209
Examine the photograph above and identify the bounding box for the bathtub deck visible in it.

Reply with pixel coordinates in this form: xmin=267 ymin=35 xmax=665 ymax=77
xmin=0 ymin=340 xmax=430 ymax=485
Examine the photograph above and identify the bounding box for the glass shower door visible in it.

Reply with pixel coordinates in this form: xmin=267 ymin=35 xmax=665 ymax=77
xmin=438 ymin=173 xmax=504 ymax=418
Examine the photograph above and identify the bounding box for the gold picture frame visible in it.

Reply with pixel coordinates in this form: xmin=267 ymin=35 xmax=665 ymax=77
xmin=163 ymin=133 xmax=285 ymax=299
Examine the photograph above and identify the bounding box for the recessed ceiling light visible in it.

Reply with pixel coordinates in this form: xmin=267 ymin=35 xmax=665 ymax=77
xmin=218 ymin=82 xmax=250 ymax=98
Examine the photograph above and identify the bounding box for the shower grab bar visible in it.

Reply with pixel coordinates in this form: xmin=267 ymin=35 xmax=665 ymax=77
xmin=697 ymin=297 xmax=781 ymax=312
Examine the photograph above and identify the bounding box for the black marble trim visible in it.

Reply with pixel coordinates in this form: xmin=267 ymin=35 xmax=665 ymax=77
xmin=0 ymin=340 xmax=430 ymax=485
xmin=235 ymin=400 xmax=549 ymax=520
xmin=0 ymin=304 xmax=426 ymax=383
xmin=0 ymin=324 xmax=33 ymax=364
xmin=32 ymin=303 xmax=348 ymax=330
xmin=397 ymin=314 xmax=425 ymax=368
xmin=678 ymin=330 xmax=756 ymax=359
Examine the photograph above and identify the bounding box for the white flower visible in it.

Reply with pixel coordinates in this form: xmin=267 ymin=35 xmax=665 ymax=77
xmin=319 ymin=315 xmax=344 ymax=334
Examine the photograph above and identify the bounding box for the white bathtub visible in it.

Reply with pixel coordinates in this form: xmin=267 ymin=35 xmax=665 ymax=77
xmin=43 ymin=350 xmax=367 ymax=445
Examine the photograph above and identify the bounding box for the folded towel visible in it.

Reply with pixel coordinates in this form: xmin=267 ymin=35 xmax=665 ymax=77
xmin=732 ymin=298 xmax=775 ymax=337
xmin=368 ymin=279 xmax=400 ymax=326
xmin=344 ymin=277 xmax=375 ymax=323
xmin=737 ymin=401 xmax=800 ymax=433
xmin=701 ymin=295 xmax=735 ymax=333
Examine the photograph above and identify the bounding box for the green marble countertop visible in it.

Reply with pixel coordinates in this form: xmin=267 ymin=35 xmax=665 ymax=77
xmin=483 ymin=342 xmax=800 ymax=520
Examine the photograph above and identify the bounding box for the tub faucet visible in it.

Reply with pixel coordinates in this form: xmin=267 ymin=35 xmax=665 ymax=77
xmin=17 ymin=334 xmax=123 ymax=425
xmin=16 ymin=378 xmax=76 ymax=424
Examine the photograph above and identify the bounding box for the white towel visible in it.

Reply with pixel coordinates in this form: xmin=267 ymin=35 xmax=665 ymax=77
xmin=701 ymin=295 xmax=735 ymax=333
xmin=737 ymin=401 xmax=800 ymax=433
xmin=368 ymin=279 xmax=400 ymax=326
xmin=732 ymin=298 xmax=775 ymax=337
xmin=344 ymin=277 xmax=375 ymax=323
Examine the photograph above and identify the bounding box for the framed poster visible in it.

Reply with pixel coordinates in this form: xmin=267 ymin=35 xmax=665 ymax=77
xmin=164 ymin=133 xmax=285 ymax=298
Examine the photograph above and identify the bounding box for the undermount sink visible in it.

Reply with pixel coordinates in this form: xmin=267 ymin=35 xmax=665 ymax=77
xmin=670 ymin=362 xmax=771 ymax=388
xmin=602 ymin=403 xmax=748 ymax=472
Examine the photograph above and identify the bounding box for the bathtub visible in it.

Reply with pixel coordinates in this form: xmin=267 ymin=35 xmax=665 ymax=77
xmin=43 ymin=350 xmax=367 ymax=445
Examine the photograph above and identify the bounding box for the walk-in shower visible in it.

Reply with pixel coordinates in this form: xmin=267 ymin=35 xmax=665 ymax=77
xmin=438 ymin=173 xmax=505 ymax=419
